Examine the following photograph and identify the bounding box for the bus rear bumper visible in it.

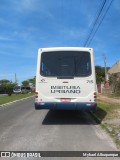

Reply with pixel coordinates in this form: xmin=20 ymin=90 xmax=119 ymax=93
xmin=35 ymin=102 xmax=97 ymax=111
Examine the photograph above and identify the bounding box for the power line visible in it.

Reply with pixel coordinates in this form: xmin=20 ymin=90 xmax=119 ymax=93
xmin=86 ymin=0 xmax=114 ymax=46
xmin=83 ymin=0 xmax=107 ymax=47
xmin=83 ymin=0 xmax=114 ymax=47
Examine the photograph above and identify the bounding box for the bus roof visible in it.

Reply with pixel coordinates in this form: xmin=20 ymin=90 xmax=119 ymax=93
xmin=38 ymin=47 xmax=93 ymax=52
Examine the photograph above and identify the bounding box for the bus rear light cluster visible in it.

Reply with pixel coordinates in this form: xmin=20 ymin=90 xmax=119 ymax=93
xmin=35 ymin=92 xmax=38 ymax=98
xmin=94 ymin=92 xmax=97 ymax=99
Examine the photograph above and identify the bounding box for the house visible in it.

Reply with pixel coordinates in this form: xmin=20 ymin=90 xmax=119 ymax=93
xmin=108 ymin=60 xmax=120 ymax=78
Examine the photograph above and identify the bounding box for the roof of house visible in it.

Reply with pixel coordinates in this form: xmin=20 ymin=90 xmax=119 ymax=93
xmin=108 ymin=60 xmax=120 ymax=74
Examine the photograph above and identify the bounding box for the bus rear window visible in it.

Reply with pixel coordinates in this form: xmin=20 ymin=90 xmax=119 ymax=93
xmin=40 ymin=51 xmax=91 ymax=78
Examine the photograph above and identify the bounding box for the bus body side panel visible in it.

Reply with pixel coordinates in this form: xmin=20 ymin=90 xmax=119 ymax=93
xmin=35 ymin=47 xmax=97 ymax=111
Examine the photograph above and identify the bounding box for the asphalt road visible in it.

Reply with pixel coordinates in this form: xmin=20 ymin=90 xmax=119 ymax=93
xmin=0 ymin=98 xmax=119 ymax=159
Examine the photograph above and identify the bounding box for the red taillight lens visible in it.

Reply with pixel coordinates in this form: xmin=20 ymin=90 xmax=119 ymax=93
xmin=94 ymin=92 xmax=97 ymax=99
xmin=35 ymin=92 xmax=38 ymax=98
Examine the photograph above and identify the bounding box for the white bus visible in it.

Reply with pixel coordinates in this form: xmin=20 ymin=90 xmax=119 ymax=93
xmin=13 ymin=86 xmax=31 ymax=93
xmin=35 ymin=47 xmax=97 ymax=111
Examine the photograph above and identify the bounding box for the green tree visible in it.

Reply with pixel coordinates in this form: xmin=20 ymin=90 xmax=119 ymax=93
xmin=28 ymin=76 xmax=36 ymax=86
xmin=6 ymin=83 xmax=16 ymax=96
xmin=0 ymin=79 xmax=10 ymax=84
xmin=22 ymin=80 xmax=29 ymax=87
xmin=116 ymin=80 xmax=120 ymax=95
xmin=95 ymin=66 xmax=105 ymax=83
xmin=0 ymin=79 xmax=16 ymax=96
xmin=109 ymin=74 xmax=120 ymax=95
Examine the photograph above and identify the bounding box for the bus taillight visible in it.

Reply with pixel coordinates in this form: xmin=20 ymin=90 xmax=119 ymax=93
xmin=35 ymin=92 xmax=38 ymax=98
xmin=94 ymin=92 xmax=97 ymax=99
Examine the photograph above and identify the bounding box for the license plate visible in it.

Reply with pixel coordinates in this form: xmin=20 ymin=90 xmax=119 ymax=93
xmin=60 ymin=98 xmax=71 ymax=102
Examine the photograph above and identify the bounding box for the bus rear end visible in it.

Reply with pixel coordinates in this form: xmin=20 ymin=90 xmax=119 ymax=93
xmin=35 ymin=47 xmax=97 ymax=111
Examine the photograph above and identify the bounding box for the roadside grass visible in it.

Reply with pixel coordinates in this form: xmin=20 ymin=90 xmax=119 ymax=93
xmin=0 ymin=93 xmax=34 ymax=106
xmin=95 ymin=101 xmax=120 ymax=121
xmin=102 ymin=93 xmax=120 ymax=98
xmin=92 ymin=100 xmax=120 ymax=148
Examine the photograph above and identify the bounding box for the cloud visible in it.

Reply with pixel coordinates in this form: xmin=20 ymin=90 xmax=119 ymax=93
xmin=20 ymin=0 xmax=36 ymax=10
xmin=59 ymin=27 xmax=86 ymax=39
xmin=0 ymin=36 xmax=12 ymax=41
xmin=11 ymin=0 xmax=37 ymax=11
xmin=10 ymin=0 xmax=54 ymax=19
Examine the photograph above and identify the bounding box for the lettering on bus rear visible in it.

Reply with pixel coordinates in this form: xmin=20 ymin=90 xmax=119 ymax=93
xmin=51 ymin=86 xmax=81 ymax=94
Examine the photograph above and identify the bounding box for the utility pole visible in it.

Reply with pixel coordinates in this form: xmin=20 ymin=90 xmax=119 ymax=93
xmin=103 ymin=53 xmax=107 ymax=81
xmin=103 ymin=53 xmax=109 ymax=89
xmin=15 ymin=73 xmax=17 ymax=84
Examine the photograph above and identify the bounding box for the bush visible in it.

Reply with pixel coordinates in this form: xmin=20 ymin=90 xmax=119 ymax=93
xmin=115 ymin=80 xmax=120 ymax=95
xmin=109 ymin=74 xmax=120 ymax=96
xmin=0 ymin=79 xmax=16 ymax=95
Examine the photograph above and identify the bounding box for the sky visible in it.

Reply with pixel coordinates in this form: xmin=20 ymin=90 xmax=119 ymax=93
xmin=0 ymin=0 xmax=120 ymax=83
